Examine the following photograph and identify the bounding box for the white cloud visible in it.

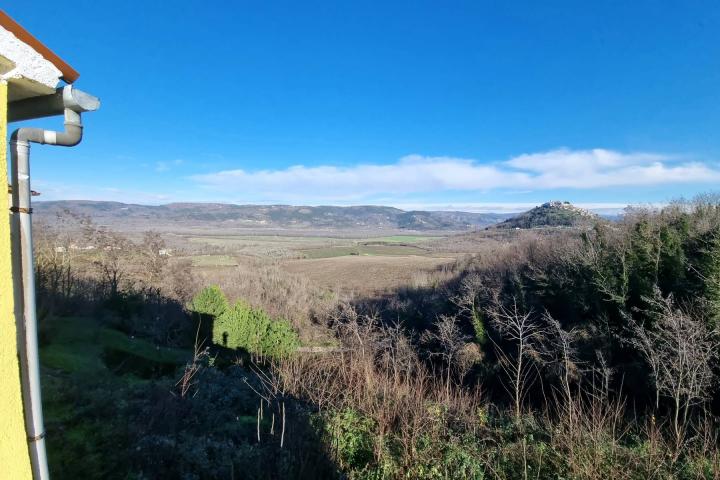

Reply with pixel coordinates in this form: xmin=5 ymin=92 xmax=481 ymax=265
xmin=190 ymin=148 xmax=720 ymax=202
xmin=505 ymin=149 xmax=666 ymax=173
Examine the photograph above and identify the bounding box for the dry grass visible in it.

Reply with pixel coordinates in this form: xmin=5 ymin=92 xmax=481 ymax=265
xmin=270 ymin=310 xmax=484 ymax=475
xmin=282 ymin=255 xmax=457 ymax=295
xmin=194 ymin=258 xmax=340 ymax=346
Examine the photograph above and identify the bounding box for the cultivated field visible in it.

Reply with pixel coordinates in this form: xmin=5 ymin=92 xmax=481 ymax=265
xmin=172 ymin=231 xmax=463 ymax=296
xmin=282 ymin=254 xmax=456 ymax=294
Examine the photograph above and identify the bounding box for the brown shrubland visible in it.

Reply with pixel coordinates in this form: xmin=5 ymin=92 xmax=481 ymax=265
xmin=34 ymin=200 xmax=720 ymax=479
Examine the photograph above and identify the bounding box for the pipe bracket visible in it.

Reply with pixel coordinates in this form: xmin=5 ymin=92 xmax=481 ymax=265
xmin=10 ymin=207 xmax=33 ymax=214
xmin=27 ymin=432 xmax=46 ymax=443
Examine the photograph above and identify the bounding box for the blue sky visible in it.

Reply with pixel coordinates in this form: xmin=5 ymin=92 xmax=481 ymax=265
xmin=8 ymin=1 xmax=720 ymax=212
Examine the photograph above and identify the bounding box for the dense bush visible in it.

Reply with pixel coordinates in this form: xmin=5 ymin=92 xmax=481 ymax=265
xmin=190 ymin=287 xmax=300 ymax=358
xmin=190 ymin=285 xmax=229 ymax=319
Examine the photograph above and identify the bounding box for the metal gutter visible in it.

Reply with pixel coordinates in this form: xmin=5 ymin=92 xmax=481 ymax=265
xmin=9 ymin=85 xmax=99 ymax=123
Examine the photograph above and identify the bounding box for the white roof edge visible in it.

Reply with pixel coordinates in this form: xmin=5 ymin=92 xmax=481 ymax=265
xmin=0 ymin=24 xmax=62 ymax=89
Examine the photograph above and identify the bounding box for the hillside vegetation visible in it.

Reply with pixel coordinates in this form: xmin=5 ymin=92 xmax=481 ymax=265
xmin=34 ymin=196 xmax=720 ymax=479
xmin=34 ymin=200 xmax=510 ymax=231
xmin=492 ymin=200 xmax=599 ymax=229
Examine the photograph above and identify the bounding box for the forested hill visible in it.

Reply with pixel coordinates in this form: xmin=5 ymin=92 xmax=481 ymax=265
xmin=491 ymin=201 xmax=599 ymax=229
xmin=33 ymin=200 xmax=512 ymax=231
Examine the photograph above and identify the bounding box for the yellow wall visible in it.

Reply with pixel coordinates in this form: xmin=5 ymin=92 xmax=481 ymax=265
xmin=0 ymin=80 xmax=33 ymax=479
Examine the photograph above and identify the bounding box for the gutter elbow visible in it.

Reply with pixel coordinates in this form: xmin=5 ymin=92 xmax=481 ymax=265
xmin=55 ymin=122 xmax=83 ymax=147
xmin=53 ymin=108 xmax=83 ymax=147
xmin=11 ymin=127 xmax=44 ymax=145
xmin=10 ymin=109 xmax=83 ymax=147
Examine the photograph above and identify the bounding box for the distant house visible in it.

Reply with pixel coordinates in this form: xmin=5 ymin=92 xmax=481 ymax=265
xmin=69 ymin=243 xmax=96 ymax=251
xmin=159 ymin=248 xmax=172 ymax=256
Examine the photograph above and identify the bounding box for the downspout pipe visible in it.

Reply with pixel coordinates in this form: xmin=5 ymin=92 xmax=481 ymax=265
xmin=10 ymin=85 xmax=99 ymax=480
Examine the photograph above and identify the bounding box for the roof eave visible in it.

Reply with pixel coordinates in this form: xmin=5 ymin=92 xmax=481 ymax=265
xmin=0 ymin=10 xmax=79 ymax=83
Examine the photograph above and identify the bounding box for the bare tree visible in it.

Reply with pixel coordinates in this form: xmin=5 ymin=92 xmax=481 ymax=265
xmin=422 ymin=314 xmax=470 ymax=398
xmin=628 ymin=288 xmax=718 ymax=454
xmin=33 ymin=210 xmax=92 ymax=307
xmin=451 ymin=273 xmax=488 ymax=344
xmin=451 ymin=273 xmax=484 ymax=318
xmin=34 ymin=222 xmax=74 ymax=304
xmin=176 ymin=324 xmax=209 ymax=399
xmin=91 ymin=228 xmax=131 ymax=298
xmin=138 ymin=230 xmax=168 ymax=289
xmin=162 ymin=258 xmax=198 ymax=303
xmin=544 ymin=313 xmax=581 ymax=426
xmin=488 ymin=297 xmax=548 ymax=421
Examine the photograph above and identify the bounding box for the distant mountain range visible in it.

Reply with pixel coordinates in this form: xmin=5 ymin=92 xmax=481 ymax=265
xmin=491 ymin=201 xmax=599 ymax=229
xmin=33 ymin=201 xmax=513 ymax=231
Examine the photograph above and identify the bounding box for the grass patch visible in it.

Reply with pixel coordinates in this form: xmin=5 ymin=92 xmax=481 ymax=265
xmin=41 ymin=317 xmax=192 ymax=477
xmin=301 ymin=244 xmax=428 ymax=259
xmin=40 ymin=316 xmax=190 ymax=375
xmin=190 ymin=254 xmax=238 ymax=267
xmin=361 ymin=244 xmax=428 ymax=255
xmin=302 ymin=246 xmax=361 ymax=259
xmin=187 ymin=234 xmax=340 ymax=246
xmin=41 ymin=345 xmax=105 ymax=374
xmin=97 ymin=328 xmax=189 ymax=364
xmin=367 ymin=235 xmax=442 ymax=243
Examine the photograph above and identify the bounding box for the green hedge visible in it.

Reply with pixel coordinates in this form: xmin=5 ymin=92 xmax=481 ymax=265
xmin=191 ymin=286 xmax=299 ymax=358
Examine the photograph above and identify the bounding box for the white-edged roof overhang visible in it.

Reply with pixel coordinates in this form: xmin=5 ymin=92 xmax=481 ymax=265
xmin=0 ymin=10 xmax=79 ymax=102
